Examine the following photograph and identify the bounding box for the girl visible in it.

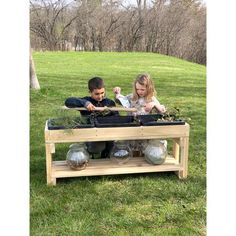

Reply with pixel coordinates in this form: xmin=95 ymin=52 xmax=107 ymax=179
xmin=113 ymin=73 xmax=167 ymax=158
xmin=113 ymin=73 xmax=166 ymax=115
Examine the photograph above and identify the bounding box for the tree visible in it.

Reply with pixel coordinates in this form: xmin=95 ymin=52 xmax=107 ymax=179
xmin=30 ymin=0 xmax=206 ymax=64
xmin=30 ymin=0 xmax=78 ymax=50
xmin=30 ymin=48 xmax=40 ymax=90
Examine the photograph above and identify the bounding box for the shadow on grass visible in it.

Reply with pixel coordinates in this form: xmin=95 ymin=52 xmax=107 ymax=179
xmin=56 ymin=171 xmax=180 ymax=186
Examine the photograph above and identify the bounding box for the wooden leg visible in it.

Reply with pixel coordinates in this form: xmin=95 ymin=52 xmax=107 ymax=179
xmin=173 ymin=138 xmax=181 ymax=177
xmin=176 ymin=137 xmax=189 ymax=179
xmin=173 ymin=138 xmax=180 ymax=162
xmin=51 ymin=178 xmax=57 ymax=186
xmin=45 ymin=143 xmax=56 ymax=185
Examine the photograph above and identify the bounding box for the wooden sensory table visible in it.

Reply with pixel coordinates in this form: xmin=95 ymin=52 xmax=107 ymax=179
xmin=45 ymin=121 xmax=190 ymax=185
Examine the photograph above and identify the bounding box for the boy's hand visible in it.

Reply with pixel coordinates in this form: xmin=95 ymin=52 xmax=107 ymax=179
xmin=86 ymin=103 xmax=96 ymax=111
xmin=113 ymin=87 xmax=121 ymax=94
xmin=85 ymin=103 xmax=107 ymax=112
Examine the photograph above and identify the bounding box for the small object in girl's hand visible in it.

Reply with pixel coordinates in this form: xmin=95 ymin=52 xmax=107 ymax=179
xmin=116 ymin=95 xmax=130 ymax=108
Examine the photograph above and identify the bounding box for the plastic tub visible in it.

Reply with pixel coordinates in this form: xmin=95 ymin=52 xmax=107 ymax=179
xmin=94 ymin=116 xmax=140 ymax=128
xmin=47 ymin=117 xmax=94 ymax=130
xmin=137 ymin=114 xmax=185 ymax=126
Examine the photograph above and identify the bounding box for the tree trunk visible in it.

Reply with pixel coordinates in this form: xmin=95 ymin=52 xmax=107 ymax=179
xmin=30 ymin=48 xmax=40 ymax=90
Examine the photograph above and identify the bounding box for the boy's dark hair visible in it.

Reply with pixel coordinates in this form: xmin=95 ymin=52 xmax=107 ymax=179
xmin=88 ymin=77 xmax=105 ymax=92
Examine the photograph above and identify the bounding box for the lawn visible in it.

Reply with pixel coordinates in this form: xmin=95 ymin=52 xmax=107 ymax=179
xmin=30 ymin=51 xmax=206 ymax=235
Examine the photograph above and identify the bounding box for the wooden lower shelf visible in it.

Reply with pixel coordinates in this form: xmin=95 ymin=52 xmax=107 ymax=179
xmin=52 ymin=155 xmax=182 ymax=178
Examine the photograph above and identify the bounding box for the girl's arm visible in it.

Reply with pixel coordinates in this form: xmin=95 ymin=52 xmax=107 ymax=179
xmin=155 ymin=104 xmax=166 ymax=113
xmin=113 ymin=87 xmax=131 ymax=108
xmin=144 ymin=97 xmax=166 ymax=113
xmin=113 ymin=87 xmax=123 ymax=104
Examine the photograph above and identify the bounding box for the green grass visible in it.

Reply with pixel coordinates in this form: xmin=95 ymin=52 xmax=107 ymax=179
xmin=30 ymin=52 xmax=206 ymax=235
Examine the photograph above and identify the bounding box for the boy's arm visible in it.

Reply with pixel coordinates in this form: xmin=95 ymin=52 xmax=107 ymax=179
xmin=65 ymin=97 xmax=90 ymax=108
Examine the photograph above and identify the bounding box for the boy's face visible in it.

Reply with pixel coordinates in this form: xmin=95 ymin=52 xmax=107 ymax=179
xmin=90 ymin=88 xmax=105 ymax=101
xmin=135 ymin=82 xmax=147 ymax=97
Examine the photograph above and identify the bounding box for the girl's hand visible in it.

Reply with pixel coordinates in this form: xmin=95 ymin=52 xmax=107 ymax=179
xmin=113 ymin=87 xmax=121 ymax=94
xmin=156 ymin=104 xmax=166 ymax=113
xmin=144 ymin=102 xmax=155 ymax=112
xmin=145 ymin=102 xmax=166 ymax=113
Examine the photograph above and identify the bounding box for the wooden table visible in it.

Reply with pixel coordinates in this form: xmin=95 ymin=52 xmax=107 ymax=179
xmin=45 ymin=121 xmax=190 ymax=185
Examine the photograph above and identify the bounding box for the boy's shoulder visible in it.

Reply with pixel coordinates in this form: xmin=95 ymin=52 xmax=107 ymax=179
xmin=83 ymin=96 xmax=94 ymax=101
xmin=102 ymin=97 xmax=115 ymax=105
xmin=104 ymin=97 xmax=114 ymax=101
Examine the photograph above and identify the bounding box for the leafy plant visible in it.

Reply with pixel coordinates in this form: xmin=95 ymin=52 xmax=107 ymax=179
xmin=164 ymin=106 xmax=191 ymax=122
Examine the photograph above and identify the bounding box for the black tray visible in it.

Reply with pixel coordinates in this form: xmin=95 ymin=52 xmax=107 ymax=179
xmin=47 ymin=117 xmax=94 ymax=130
xmin=137 ymin=114 xmax=185 ymax=126
xmin=94 ymin=116 xmax=140 ymax=128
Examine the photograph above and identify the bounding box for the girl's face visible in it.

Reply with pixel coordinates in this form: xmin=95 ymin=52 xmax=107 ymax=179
xmin=135 ymin=82 xmax=147 ymax=97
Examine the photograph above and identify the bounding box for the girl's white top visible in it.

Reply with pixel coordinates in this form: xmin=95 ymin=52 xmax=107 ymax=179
xmin=116 ymin=94 xmax=160 ymax=115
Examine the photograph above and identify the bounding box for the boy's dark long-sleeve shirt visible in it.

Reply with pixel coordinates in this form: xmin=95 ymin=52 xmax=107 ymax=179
xmin=65 ymin=96 xmax=118 ymax=116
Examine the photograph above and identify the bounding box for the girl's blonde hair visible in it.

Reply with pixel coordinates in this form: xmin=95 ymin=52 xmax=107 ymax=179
xmin=132 ymin=73 xmax=157 ymax=102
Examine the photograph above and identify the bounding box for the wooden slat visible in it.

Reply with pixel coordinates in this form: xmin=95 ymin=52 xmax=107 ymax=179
xmin=45 ymin=124 xmax=190 ymax=143
xmin=52 ymin=156 xmax=181 ymax=178
xmin=62 ymin=105 xmax=137 ymax=112
xmin=54 ymin=155 xmax=177 ymax=168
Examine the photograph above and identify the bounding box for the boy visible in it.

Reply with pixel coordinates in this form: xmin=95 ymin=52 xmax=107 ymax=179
xmin=65 ymin=77 xmax=118 ymax=158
